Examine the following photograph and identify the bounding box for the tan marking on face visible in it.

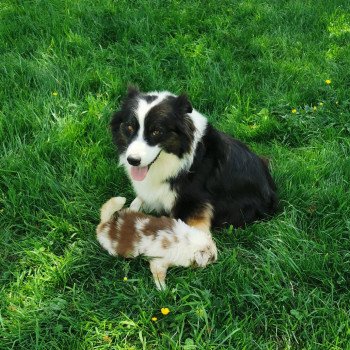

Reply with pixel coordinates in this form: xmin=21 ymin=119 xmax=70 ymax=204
xmin=186 ymin=204 xmax=213 ymax=234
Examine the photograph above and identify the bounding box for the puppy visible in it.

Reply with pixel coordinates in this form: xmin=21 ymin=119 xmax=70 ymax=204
xmin=96 ymin=197 xmax=218 ymax=290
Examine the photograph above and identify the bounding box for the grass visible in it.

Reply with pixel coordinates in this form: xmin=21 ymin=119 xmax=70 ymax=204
xmin=1 ymin=0 xmax=350 ymax=348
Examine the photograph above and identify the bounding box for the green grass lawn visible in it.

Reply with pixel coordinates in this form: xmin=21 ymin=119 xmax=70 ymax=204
xmin=1 ymin=0 xmax=350 ymax=348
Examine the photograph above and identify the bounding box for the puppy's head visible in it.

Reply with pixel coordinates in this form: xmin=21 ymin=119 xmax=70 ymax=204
xmin=193 ymin=238 xmax=218 ymax=267
xmin=110 ymin=86 xmax=195 ymax=181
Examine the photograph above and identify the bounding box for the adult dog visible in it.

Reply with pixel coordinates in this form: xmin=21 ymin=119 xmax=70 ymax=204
xmin=110 ymin=86 xmax=277 ymax=233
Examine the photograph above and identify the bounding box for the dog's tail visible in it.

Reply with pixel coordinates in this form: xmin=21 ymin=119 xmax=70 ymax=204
xmin=100 ymin=197 xmax=126 ymax=223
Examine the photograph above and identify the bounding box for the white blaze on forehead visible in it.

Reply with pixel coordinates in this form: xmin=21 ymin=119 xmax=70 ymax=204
xmin=134 ymin=99 xmax=149 ymax=135
xmin=133 ymin=91 xmax=175 ymax=135
xmin=125 ymin=92 xmax=172 ymax=167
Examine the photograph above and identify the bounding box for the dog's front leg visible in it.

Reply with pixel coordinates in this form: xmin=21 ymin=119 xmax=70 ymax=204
xmin=150 ymin=259 xmax=168 ymax=290
xmin=172 ymin=195 xmax=213 ymax=234
xmin=186 ymin=218 xmax=211 ymax=234
xmin=129 ymin=196 xmax=143 ymax=212
xmin=185 ymin=204 xmax=213 ymax=235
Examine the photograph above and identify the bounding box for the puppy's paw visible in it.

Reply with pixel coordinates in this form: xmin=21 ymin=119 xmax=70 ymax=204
xmin=100 ymin=197 xmax=126 ymax=223
xmin=155 ymin=279 xmax=167 ymax=291
xmin=130 ymin=197 xmax=143 ymax=212
xmin=150 ymin=259 xmax=168 ymax=291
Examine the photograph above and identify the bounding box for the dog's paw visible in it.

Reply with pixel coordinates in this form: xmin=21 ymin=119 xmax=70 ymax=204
xmin=130 ymin=197 xmax=143 ymax=212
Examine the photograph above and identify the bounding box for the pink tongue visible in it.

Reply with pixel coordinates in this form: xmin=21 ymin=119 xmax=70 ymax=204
xmin=130 ymin=166 xmax=148 ymax=181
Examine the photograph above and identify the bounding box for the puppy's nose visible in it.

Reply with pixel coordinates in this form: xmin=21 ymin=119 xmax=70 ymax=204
xmin=127 ymin=155 xmax=141 ymax=166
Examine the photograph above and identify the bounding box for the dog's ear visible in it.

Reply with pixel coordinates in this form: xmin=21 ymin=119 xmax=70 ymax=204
xmin=110 ymin=110 xmax=124 ymax=132
xmin=114 ymin=84 xmax=139 ymax=116
xmin=126 ymin=84 xmax=140 ymax=99
xmin=175 ymin=94 xmax=193 ymax=114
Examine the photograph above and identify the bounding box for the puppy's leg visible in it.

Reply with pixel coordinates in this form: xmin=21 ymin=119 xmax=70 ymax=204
xmin=130 ymin=197 xmax=143 ymax=212
xmin=150 ymin=259 xmax=168 ymax=290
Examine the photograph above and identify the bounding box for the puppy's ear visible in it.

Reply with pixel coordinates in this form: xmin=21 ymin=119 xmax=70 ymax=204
xmin=126 ymin=84 xmax=140 ymax=99
xmin=175 ymin=94 xmax=193 ymax=114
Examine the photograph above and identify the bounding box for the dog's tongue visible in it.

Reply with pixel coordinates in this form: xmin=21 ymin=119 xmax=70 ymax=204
xmin=130 ymin=166 xmax=148 ymax=181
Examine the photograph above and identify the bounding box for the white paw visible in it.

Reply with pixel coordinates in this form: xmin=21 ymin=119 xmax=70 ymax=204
xmin=155 ymin=279 xmax=166 ymax=291
xmin=130 ymin=197 xmax=143 ymax=212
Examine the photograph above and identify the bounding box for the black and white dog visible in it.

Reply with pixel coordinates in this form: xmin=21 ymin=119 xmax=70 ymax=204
xmin=110 ymin=86 xmax=277 ymax=233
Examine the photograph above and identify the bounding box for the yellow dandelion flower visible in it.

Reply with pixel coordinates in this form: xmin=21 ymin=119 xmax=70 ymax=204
xmin=319 ymin=102 xmax=324 ymax=106
xmin=291 ymin=108 xmax=297 ymax=114
xmin=123 ymin=277 xmax=128 ymax=281
xmin=52 ymin=91 xmax=58 ymax=96
xmin=151 ymin=317 xmax=157 ymax=322
xmin=7 ymin=305 xmax=17 ymax=312
xmin=161 ymin=307 xmax=170 ymax=315
xmin=313 ymin=106 xmax=317 ymax=111
xmin=103 ymin=335 xmax=112 ymax=343
xmin=325 ymin=79 xmax=331 ymax=85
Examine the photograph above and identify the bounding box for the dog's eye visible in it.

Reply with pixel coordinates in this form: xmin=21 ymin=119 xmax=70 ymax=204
xmin=126 ymin=125 xmax=134 ymax=134
xmin=152 ymin=129 xmax=162 ymax=137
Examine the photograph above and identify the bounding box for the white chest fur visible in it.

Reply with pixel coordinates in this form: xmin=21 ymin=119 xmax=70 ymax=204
xmin=118 ymin=94 xmax=208 ymax=214
xmin=133 ymin=178 xmax=176 ymax=213
xmin=130 ymin=152 xmax=186 ymax=213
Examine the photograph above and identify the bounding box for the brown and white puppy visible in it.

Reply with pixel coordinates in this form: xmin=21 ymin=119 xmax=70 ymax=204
xmin=96 ymin=197 xmax=217 ymax=290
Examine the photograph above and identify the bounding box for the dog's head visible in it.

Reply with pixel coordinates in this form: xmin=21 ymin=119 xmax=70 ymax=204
xmin=110 ymin=86 xmax=196 ymax=181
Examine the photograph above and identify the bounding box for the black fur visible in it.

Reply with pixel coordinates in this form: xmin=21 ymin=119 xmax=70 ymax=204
xmin=110 ymin=91 xmax=195 ymax=158
xmin=170 ymin=124 xmax=278 ymax=228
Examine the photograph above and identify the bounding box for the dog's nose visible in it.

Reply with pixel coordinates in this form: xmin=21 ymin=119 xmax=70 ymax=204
xmin=127 ymin=155 xmax=141 ymax=166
